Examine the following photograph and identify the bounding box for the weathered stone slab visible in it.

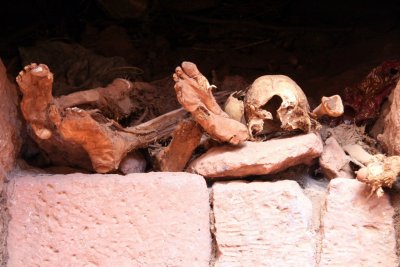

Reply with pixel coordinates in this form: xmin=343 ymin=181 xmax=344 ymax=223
xmin=7 ymin=172 xmax=211 ymax=267
xmin=319 ymin=136 xmax=353 ymax=179
xmin=189 ymin=133 xmax=323 ymax=178
xmin=212 ymin=180 xmax=316 ymax=267
xmin=320 ymin=178 xmax=398 ymax=266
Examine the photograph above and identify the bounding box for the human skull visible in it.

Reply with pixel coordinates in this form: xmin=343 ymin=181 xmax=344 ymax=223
xmin=244 ymin=75 xmax=316 ymax=136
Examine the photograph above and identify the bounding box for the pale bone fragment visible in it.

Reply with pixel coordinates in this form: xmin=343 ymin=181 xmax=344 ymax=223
xmin=244 ymin=75 xmax=319 ymax=137
xmin=343 ymin=144 xmax=374 ymax=166
xmin=224 ymin=92 xmax=245 ymax=123
xmin=344 ymin=144 xmax=400 ymax=197
xmin=173 ymin=62 xmax=249 ymax=144
xmin=312 ymin=95 xmax=344 ymax=118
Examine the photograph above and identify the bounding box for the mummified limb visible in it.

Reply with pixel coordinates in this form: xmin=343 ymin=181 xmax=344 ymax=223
xmin=173 ymin=61 xmax=249 ymax=144
xmin=344 ymin=143 xmax=400 ymax=197
xmin=17 ymin=63 xmax=189 ymax=173
xmin=356 ymin=153 xmax=400 ymax=197
xmin=155 ymin=119 xmax=203 ymax=171
xmin=56 ymin=78 xmax=134 ymax=120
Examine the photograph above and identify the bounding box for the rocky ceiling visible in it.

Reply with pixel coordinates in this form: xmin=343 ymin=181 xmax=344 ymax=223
xmin=0 ymin=0 xmax=399 ymax=99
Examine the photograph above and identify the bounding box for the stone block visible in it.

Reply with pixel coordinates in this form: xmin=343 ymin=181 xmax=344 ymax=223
xmin=7 ymin=172 xmax=211 ymax=267
xmin=320 ymin=178 xmax=398 ymax=266
xmin=212 ymin=180 xmax=316 ymax=266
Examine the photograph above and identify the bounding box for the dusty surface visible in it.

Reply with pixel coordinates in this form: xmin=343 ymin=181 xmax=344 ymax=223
xmin=302 ymin=177 xmax=329 ymax=262
xmin=378 ymin=80 xmax=400 ymax=155
xmin=319 ymin=136 xmax=353 ymax=179
xmin=212 ymin=180 xmax=315 ymax=266
xmin=188 ymin=133 xmax=323 ymax=178
xmin=320 ymin=178 xmax=398 ymax=266
xmin=7 ymin=172 xmax=211 ymax=267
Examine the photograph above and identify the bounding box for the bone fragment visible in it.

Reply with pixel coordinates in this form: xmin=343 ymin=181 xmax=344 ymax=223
xmin=224 ymin=92 xmax=245 ymax=123
xmin=312 ymin=95 xmax=344 ymax=118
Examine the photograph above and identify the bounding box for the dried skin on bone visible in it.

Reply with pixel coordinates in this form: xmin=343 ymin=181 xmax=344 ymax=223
xmin=17 ymin=63 xmax=189 ymax=173
xmin=173 ymin=61 xmax=249 ymax=144
xmin=356 ymin=154 xmax=400 ymax=197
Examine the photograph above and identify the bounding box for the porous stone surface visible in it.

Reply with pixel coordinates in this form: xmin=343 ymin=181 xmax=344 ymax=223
xmin=212 ymin=180 xmax=316 ymax=267
xmin=7 ymin=172 xmax=211 ymax=267
xmin=189 ymin=133 xmax=323 ymax=178
xmin=378 ymin=80 xmax=400 ymax=155
xmin=320 ymin=178 xmax=398 ymax=266
xmin=319 ymin=136 xmax=353 ymax=179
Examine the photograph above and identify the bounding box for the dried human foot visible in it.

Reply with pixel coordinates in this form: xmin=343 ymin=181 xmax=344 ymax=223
xmin=173 ymin=62 xmax=249 ymax=144
xmin=16 ymin=63 xmax=56 ymax=139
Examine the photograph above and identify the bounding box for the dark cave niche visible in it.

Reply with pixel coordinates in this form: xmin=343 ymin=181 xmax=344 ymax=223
xmin=1 ymin=0 xmax=399 ymax=170
xmin=1 ymin=0 xmax=399 ymax=96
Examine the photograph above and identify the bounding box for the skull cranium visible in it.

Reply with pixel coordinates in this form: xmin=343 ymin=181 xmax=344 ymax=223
xmin=244 ymin=75 xmax=317 ymax=136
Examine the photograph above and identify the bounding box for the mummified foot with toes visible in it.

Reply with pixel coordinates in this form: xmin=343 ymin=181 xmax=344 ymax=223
xmin=16 ymin=63 xmax=144 ymax=172
xmin=17 ymin=63 xmax=57 ymax=140
xmin=173 ymin=62 xmax=249 ymax=144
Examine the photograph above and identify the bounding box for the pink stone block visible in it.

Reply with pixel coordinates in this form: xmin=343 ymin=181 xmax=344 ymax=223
xmin=7 ymin=172 xmax=211 ymax=267
xmin=320 ymin=178 xmax=398 ymax=266
xmin=212 ymin=180 xmax=316 ymax=266
xmin=189 ymin=133 xmax=323 ymax=178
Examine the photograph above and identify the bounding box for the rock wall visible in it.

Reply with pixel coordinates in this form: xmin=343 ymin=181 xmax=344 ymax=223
xmin=378 ymin=80 xmax=400 ymax=155
xmin=6 ymin=173 xmax=399 ymax=266
xmin=0 ymin=59 xmax=21 ymax=266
